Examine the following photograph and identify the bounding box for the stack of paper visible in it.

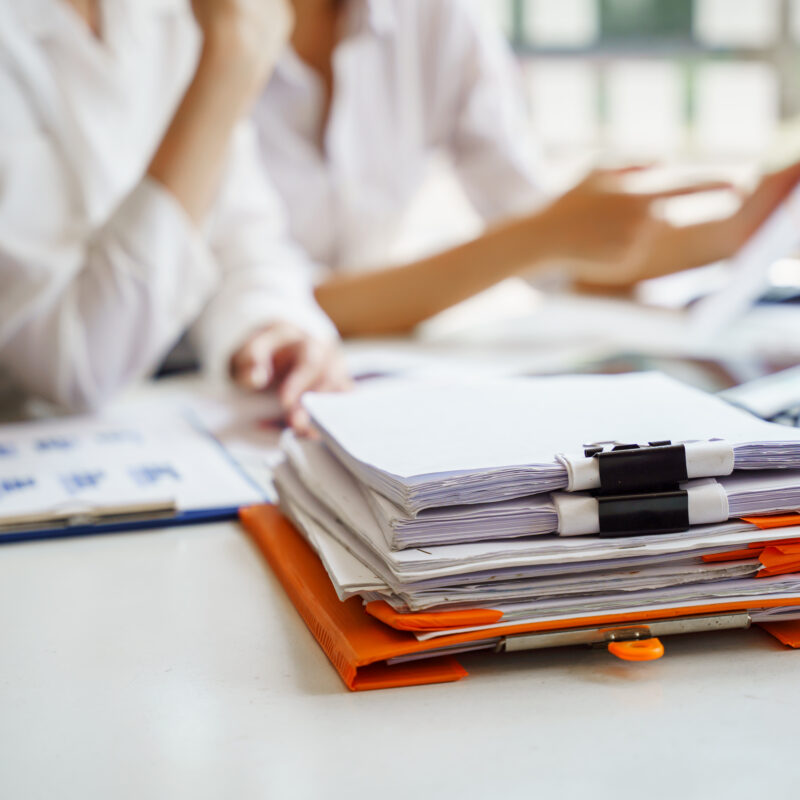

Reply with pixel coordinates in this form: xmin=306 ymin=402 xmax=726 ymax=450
xmin=272 ymin=373 xmax=800 ymax=650
xmin=282 ymin=430 xmax=800 ymax=545
xmin=304 ymin=373 xmax=800 ymax=513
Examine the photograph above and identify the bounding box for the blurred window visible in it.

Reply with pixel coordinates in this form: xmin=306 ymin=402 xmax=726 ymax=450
xmin=485 ymin=0 xmax=794 ymax=158
xmin=694 ymin=0 xmax=781 ymax=49
xmin=522 ymin=0 xmax=599 ymax=48
xmin=524 ymin=60 xmax=599 ymax=149
xmin=601 ymin=0 xmax=693 ymax=41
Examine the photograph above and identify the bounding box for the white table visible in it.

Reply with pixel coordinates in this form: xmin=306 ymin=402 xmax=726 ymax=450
xmin=1 ymin=518 xmax=799 ymax=800
xmin=3 ymin=352 xmax=800 ymax=800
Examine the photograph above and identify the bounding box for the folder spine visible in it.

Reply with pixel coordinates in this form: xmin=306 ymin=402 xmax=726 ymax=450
xmin=290 ymin=587 xmax=358 ymax=686
xmin=240 ymin=507 xmax=361 ymax=688
xmin=241 ymin=506 xmax=471 ymax=691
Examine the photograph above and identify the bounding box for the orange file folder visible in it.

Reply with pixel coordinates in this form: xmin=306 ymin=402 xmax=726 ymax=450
xmin=240 ymin=505 xmax=468 ymax=690
xmin=240 ymin=505 xmax=800 ymax=692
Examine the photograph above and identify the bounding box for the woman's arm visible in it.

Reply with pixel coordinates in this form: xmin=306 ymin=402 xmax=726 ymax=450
xmin=573 ymin=161 xmax=800 ymax=293
xmin=315 ymin=170 xmax=731 ymax=336
xmin=189 ymin=121 xmax=348 ymax=429
xmin=0 ymin=0 xmax=325 ymax=412
xmin=315 ymin=212 xmax=553 ymax=338
xmin=148 ymin=0 xmax=293 ymax=222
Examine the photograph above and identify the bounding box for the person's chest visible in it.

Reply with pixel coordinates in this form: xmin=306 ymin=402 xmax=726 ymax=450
xmin=254 ymin=28 xmax=446 ymax=270
xmin=26 ymin=2 xmax=197 ymax=227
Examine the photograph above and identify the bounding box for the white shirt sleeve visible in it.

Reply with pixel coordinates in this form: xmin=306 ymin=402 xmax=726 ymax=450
xmin=0 ymin=56 xmax=220 ymax=411
xmin=191 ymin=121 xmax=337 ymax=382
xmin=432 ymin=0 xmax=546 ymax=223
xmin=0 ymin=62 xmax=335 ymax=410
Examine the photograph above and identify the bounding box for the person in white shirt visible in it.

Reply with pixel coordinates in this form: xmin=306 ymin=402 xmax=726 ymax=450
xmin=0 ymin=0 xmax=348 ymax=426
xmin=254 ymin=0 xmax=800 ymax=336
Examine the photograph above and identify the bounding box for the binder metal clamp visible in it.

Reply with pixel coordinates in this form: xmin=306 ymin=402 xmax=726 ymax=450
xmin=558 ymin=439 xmax=735 ymax=493
xmin=596 ymin=489 xmax=689 ymax=537
xmin=553 ymin=478 xmax=730 ymax=537
xmin=595 ymin=442 xmax=688 ymax=492
xmin=496 ymin=612 xmax=752 ymax=662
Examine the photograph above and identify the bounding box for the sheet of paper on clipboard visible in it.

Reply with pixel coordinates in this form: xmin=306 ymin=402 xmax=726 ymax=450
xmin=0 ymin=412 xmax=265 ymax=541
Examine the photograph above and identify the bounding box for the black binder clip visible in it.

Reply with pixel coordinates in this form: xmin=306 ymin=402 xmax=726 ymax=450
xmin=592 ymin=440 xmax=688 ymax=493
xmin=596 ymin=489 xmax=690 ymax=538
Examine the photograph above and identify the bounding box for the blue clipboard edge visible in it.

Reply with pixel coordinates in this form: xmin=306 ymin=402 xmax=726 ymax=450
xmin=0 ymin=506 xmax=243 ymax=545
xmin=0 ymin=405 xmax=270 ymax=545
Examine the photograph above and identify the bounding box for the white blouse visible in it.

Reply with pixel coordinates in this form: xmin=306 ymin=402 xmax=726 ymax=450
xmin=253 ymin=0 xmax=544 ymax=273
xmin=0 ymin=0 xmax=335 ymax=411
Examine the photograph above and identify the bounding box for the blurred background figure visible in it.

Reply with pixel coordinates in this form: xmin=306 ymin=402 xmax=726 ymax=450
xmin=0 ymin=0 xmax=348 ymax=425
xmin=253 ymin=0 xmax=800 ymax=336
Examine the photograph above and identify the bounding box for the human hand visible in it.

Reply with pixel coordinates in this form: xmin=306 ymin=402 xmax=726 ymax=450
xmin=543 ymin=167 xmax=732 ymax=287
xmin=571 ymin=161 xmax=800 ymax=294
xmin=230 ymin=323 xmax=352 ymax=433
xmin=729 ymin=161 xmax=800 ymax=249
xmin=191 ymin=0 xmax=294 ymax=98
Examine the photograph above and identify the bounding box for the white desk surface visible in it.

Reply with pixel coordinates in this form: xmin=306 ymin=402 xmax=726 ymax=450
xmin=1 ymin=519 xmax=799 ymax=800
xmin=3 ymin=350 xmax=800 ymax=800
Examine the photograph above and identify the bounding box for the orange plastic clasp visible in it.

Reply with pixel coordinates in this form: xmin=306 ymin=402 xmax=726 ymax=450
xmin=607 ymin=638 xmax=664 ymax=662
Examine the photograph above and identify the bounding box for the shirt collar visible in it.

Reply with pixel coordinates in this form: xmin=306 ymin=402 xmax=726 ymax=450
xmin=275 ymin=0 xmax=396 ymax=84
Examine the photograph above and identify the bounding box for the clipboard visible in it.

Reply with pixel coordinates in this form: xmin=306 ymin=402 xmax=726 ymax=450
xmin=0 ymin=500 xmax=248 ymax=544
xmin=240 ymin=505 xmax=800 ymax=692
xmin=0 ymin=412 xmax=266 ymax=544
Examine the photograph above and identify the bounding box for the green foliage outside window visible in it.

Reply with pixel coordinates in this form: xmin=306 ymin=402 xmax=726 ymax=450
xmin=600 ymin=0 xmax=694 ymax=41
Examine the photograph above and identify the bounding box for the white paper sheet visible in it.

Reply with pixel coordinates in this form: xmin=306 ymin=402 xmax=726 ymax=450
xmin=372 ymin=560 xmax=760 ymax=612
xmin=0 ymin=412 xmax=264 ymax=529
xmin=416 ymin=576 xmax=800 ymax=640
xmin=304 ymin=372 xmax=800 ymax=513
xmin=284 ymin=433 xmax=800 ymax=545
xmin=274 ymin=457 xmax=793 ymax=585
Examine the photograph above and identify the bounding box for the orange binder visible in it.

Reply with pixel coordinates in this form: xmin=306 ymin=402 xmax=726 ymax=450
xmin=240 ymin=505 xmax=800 ymax=692
xmin=240 ymin=505 xmax=468 ymax=690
